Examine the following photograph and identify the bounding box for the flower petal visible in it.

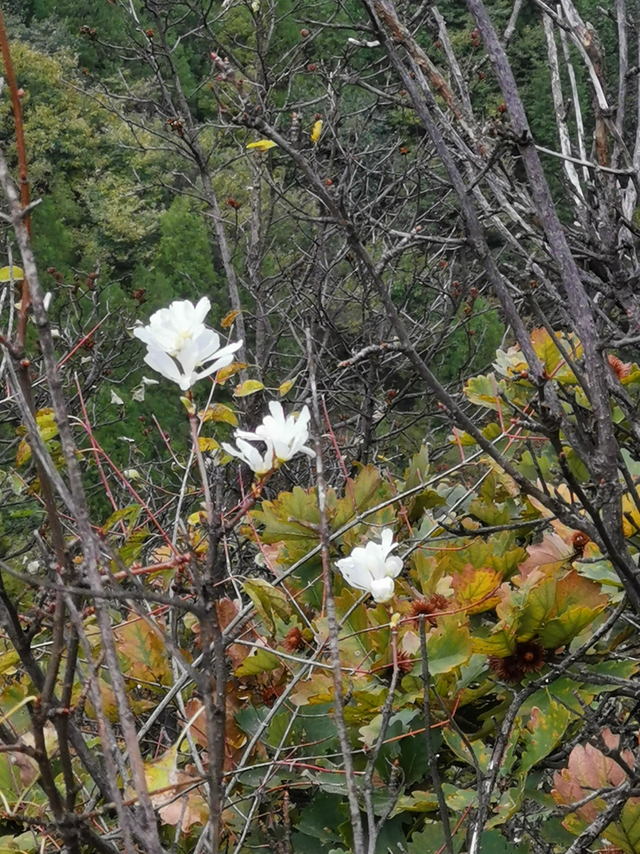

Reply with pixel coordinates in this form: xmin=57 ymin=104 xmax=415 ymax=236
xmin=335 ymin=557 xmax=372 ymax=593
xmin=384 ymin=555 xmax=403 ymax=578
xmin=370 ymin=577 xmax=395 ymax=603
xmin=194 ymin=296 xmax=212 ymax=324
xmin=144 ymin=349 xmax=182 ymax=385
xmin=379 ymin=528 xmax=396 ymax=557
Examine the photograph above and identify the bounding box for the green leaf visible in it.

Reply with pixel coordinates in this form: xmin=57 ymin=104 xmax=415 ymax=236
xmin=463 ymin=373 xmax=502 ymax=410
xmin=243 ymin=578 xmax=293 ymax=635
xmin=407 ymin=820 xmax=466 ymax=854
xmin=517 ymin=571 xmax=608 ymax=646
xmin=235 ymin=647 xmax=281 ymax=677
xmin=520 ymin=700 xmax=570 ymax=772
xmin=426 ymin=615 xmax=472 ymax=675
xmin=113 ymin=530 xmax=147 ymax=568
xmin=101 ymin=504 xmax=142 ymax=534
xmin=476 ymin=829 xmax=530 ymax=853
xmin=442 ymin=727 xmax=492 ymax=771
xmin=603 ymin=800 xmax=640 ymax=854
xmin=393 ymin=790 xmax=439 ymax=813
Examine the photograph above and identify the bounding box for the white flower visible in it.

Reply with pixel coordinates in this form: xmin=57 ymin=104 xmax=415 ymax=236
xmin=43 ymin=292 xmax=52 ymax=312
xmin=134 ymin=297 xmax=242 ymax=391
xmin=221 ymin=437 xmax=275 ymax=476
xmin=222 ymin=402 xmax=315 ymax=475
xmin=240 ymin=401 xmax=316 ymax=463
xmin=335 ymin=529 xmax=403 ymax=604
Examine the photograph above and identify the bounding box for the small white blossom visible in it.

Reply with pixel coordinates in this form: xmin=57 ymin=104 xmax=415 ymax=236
xmin=222 ymin=402 xmax=315 ymax=475
xmin=133 ymin=297 xmax=242 ymax=391
xmin=335 ymin=529 xmax=403 ymax=604
xmin=240 ymin=401 xmax=315 ymax=463
xmin=221 ymin=437 xmax=275 ymax=476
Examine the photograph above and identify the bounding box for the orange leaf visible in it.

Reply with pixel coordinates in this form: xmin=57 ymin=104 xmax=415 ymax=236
xmin=221 ymin=309 xmax=240 ymax=328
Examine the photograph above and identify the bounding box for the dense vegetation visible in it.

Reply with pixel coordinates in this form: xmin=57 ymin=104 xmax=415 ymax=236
xmin=1 ymin=1 xmax=640 ymax=853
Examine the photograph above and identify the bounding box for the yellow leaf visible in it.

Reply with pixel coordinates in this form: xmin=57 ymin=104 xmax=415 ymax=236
xmin=0 ymin=266 xmax=24 ymax=282
xmin=311 ymin=119 xmax=323 ymax=144
xmin=233 ymin=379 xmax=265 ymax=397
xmin=279 ymin=377 xmax=296 ymax=397
xmin=622 ymin=492 xmax=640 ymax=537
xmin=188 ymin=510 xmax=208 ymax=526
xmin=246 ymin=139 xmax=276 ymax=152
xmin=199 ymin=403 xmax=238 ymax=426
xmin=216 ymin=362 xmax=247 ymax=383
xmin=116 ymin=618 xmax=170 ymax=685
xmin=221 ymin=309 xmax=240 ymax=328
xmin=15 ymin=440 xmax=31 ymax=468
xmin=452 ymin=566 xmax=502 ymax=615
xmin=15 ymin=409 xmax=58 ymax=466
xmin=198 ymin=437 xmax=220 ymax=452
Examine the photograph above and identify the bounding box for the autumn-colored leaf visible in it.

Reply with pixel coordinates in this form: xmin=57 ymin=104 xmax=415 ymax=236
xmin=0 ymin=266 xmax=24 ymax=282
xmin=221 ymin=309 xmax=240 ymax=328
xmin=520 ymin=702 xmax=570 ymax=772
xmin=243 ymin=578 xmax=292 ymax=635
xmin=233 ymin=379 xmax=265 ymax=397
xmin=246 ymin=139 xmax=277 ymax=152
xmin=452 ymin=565 xmax=501 ymax=614
xmin=530 ymin=327 xmax=581 ymax=382
xmin=198 ymin=437 xmax=220 ymax=452
xmin=425 ymin=615 xmax=472 ymax=675
xmin=279 ymin=377 xmax=296 ymax=396
xmin=116 ymin=618 xmax=170 ymax=686
xmin=311 ymin=119 xmax=323 ymax=144
xmin=517 ymin=532 xmax=574 ymax=581
xmin=553 ymin=728 xmax=640 ymax=843
xmin=141 ymin=745 xmax=209 ymax=832
xmin=216 ymin=361 xmax=247 ymax=383
xmin=15 ymin=408 xmax=59 ymax=467
xmin=463 ymin=373 xmax=502 ymax=410
xmin=234 ymin=646 xmax=281 ymax=677
xmin=199 ymin=403 xmax=238 ymax=426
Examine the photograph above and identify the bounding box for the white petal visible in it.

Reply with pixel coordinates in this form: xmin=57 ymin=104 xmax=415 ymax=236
xmin=267 ymin=400 xmax=286 ymax=424
xmin=384 ymin=555 xmax=403 ymax=578
xmin=370 ymin=577 xmax=395 ymax=603
xmin=206 ymin=339 xmax=243 ymax=364
xmin=194 ymin=297 xmax=212 ymax=324
xmin=222 ymin=441 xmax=242 ymax=458
xmin=236 ymin=438 xmax=264 ymax=471
xmin=335 ymin=557 xmax=372 ymax=592
xmin=379 ymin=528 xmax=395 ymax=556
xmin=175 ymin=339 xmax=199 ymax=377
xmin=144 ymin=349 xmax=183 ymax=385
xmin=192 ymin=328 xmax=222 ymax=363
xmin=133 ymin=326 xmax=153 ymax=344
xmin=235 ymin=428 xmax=262 ymax=443
xmin=362 ymin=541 xmax=388 ymax=580
xmin=192 ymin=351 xmax=235 ymax=383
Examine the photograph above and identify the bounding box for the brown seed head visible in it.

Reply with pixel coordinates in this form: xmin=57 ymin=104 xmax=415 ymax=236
xmin=488 ymin=641 xmax=546 ymax=683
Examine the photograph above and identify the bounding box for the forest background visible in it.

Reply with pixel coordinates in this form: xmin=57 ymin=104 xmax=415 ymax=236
xmin=1 ymin=1 xmax=640 ymax=854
